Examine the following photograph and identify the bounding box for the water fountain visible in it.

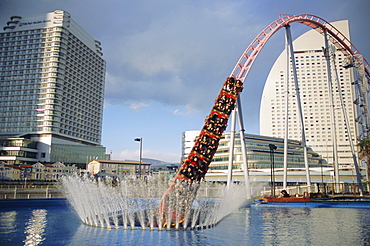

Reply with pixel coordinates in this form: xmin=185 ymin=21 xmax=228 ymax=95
xmin=61 ymin=175 xmax=249 ymax=230
xmin=60 ymin=76 xmax=248 ymax=230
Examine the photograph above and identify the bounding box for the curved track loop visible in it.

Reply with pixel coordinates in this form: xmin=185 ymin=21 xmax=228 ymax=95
xmin=159 ymin=14 xmax=369 ymax=228
xmin=231 ymin=14 xmax=370 ymax=83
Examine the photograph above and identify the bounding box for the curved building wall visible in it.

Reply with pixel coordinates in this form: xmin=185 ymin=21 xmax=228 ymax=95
xmin=260 ymin=20 xmax=359 ymax=167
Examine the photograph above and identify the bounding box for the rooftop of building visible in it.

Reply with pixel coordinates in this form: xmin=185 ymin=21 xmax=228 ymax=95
xmin=89 ymin=159 xmax=150 ymax=165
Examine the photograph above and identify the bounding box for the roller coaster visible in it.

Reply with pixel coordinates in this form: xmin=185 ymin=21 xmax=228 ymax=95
xmin=159 ymin=14 xmax=370 ymax=227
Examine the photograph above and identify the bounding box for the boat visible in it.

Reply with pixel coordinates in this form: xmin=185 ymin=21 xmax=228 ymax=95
xmin=260 ymin=196 xmax=311 ymax=203
xmin=258 ymin=190 xmax=311 ymax=203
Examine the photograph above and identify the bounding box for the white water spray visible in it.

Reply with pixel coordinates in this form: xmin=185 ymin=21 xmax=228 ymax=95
xmin=61 ymin=175 xmax=249 ymax=230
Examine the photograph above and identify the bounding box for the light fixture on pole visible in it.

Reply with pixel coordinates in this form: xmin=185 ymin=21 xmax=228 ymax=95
xmin=134 ymin=138 xmax=142 ymax=178
xmin=269 ymin=144 xmax=277 ymax=197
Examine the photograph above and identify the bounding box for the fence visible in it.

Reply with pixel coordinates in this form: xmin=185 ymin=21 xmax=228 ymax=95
xmin=260 ymin=182 xmax=369 ymax=197
xmin=0 ymin=185 xmax=64 ymax=199
xmin=2 ymin=182 xmax=368 ymax=200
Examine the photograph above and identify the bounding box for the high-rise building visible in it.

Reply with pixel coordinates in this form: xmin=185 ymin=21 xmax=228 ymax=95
xmin=260 ymin=20 xmax=361 ymax=167
xmin=0 ymin=10 xmax=107 ymax=166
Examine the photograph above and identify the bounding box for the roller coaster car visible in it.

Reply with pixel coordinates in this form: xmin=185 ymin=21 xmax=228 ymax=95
xmin=158 ymin=76 xmax=243 ymax=227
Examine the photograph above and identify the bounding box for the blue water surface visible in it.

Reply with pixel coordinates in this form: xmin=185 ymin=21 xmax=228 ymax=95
xmin=1 ymin=205 xmax=370 ymax=245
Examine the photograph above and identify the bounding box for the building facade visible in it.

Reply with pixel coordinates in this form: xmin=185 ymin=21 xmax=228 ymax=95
xmin=0 ymin=137 xmax=38 ymax=164
xmin=0 ymin=10 xmax=107 ymax=165
xmin=260 ymin=20 xmax=361 ymax=168
xmin=181 ymin=130 xmax=340 ymax=183
xmin=0 ymin=161 xmax=78 ymax=180
xmin=87 ymin=160 xmax=151 ymax=177
xmin=183 ymin=130 xmax=326 ymax=169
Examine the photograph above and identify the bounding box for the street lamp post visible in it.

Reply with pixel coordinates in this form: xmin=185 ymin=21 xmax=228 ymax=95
xmin=269 ymin=144 xmax=277 ymax=197
xmin=134 ymin=138 xmax=142 ymax=178
xmin=320 ymin=160 xmax=324 ymax=194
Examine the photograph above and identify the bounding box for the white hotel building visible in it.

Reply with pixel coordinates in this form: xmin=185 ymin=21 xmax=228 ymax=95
xmin=0 ymin=10 xmax=107 ymax=166
xmin=260 ymin=20 xmax=363 ymax=168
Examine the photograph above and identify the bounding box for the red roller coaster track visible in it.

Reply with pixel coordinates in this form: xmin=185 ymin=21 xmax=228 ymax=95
xmin=158 ymin=14 xmax=370 ymax=228
xmin=231 ymin=14 xmax=370 ymax=83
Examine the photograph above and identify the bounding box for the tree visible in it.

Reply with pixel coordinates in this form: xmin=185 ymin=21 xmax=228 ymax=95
xmin=357 ymin=137 xmax=370 ymax=184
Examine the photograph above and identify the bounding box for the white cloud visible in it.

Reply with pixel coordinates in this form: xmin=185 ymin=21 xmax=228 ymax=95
xmin=170 ymin=103 xmax=203 ymax=116
xmin=171 ymin=109 xmax=182 ymax=116
xmin=129 ymin=102 xmax=150 ymax=111
xmin=101 ymin=1 xmax=258 ymax=112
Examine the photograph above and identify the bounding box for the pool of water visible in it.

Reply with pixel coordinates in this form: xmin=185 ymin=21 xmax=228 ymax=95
xmin=1 ymin=204 xmax=370 ymax=245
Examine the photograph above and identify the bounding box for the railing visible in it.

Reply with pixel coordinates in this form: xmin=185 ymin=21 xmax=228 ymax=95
xmin=260 ymin=182 xmax=369 ymax=197
xmin=196 ymin=185 xmax=226 ymax=198
xmin=0 ymin=185 xmax=63 ymax=199
xmin=1 ymin=182 xmax=368 ymax=200
xmin=0 ymin=184 xmax=57 ymax=189
xmin=0 ymin=183 xmax=223 ymax=200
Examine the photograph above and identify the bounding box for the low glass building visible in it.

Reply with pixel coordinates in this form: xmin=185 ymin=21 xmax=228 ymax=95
xmin=183 ymin=130 xmax=327 ymax=171
xmin=181 ymin=130 xmax=350 ymax=183
xmin=213 ymin=132 xmax=326 ymax=171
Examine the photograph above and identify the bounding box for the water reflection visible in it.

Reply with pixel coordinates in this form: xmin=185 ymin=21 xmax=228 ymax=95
xmin=1 ymin=206 xmax=370 ymax=245
xmin=68 ymin=223 xmax=205 ymax=245
xmin=23 ymin=209 xmax=47 ymax=246
xmin=0 ymin=211 xmax=17 ymax=234
xmin=250 ymin=207 xmax=370 ymax=246
xmin=60 ymin=207 xmax=370 ymax=245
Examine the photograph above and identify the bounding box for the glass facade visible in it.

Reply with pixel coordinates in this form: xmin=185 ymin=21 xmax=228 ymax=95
xmin=50 ymin=144 xmax=106 ymax=165
xmin=0 ymin=138 xmax=39 ymax=165
xmin=182 ymin=130 xmax=328 ymax=171
xmin=0 ymin=138 xmax=37 ymax=148
xmin=211 ymin=133 xmax=327 ymax=170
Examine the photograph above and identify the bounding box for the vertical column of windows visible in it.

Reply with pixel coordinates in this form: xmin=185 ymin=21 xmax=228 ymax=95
xmin=36 ymin=27 xmax=66 ymax=134
xmin=0 ymin=28 xmax=47 ymax=134
xmin=58 ymin=30 xmax=105 ymax=143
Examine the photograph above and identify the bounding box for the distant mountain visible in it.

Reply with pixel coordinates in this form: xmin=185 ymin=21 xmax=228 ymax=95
xmin=142 ymin=158 xmax=171 ymax=166
xmin=123 ymin=158 xmax=180 ymax=171
xmin=142 ymin=158 xmax=180 ymax=172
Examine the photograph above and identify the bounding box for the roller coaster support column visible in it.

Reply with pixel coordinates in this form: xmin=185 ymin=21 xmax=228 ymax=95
xmin=323 ymin=30 xmax=340 ymax=189
xmin=285 ymin=25 xmax=311 ymax=191
xmin=283 ymin=32 xmax=290 ymax=190
xmin=236 ymin=98 xmax=251 ymax=199
xmin=227 ymin=106 xmax=237 ymax=187
xmin=330 ymin=45 xmax=364 ymax=196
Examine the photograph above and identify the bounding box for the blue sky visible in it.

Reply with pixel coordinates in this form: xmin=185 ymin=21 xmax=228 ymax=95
xmin=1 ymin=0 xmax=369 ymax=163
